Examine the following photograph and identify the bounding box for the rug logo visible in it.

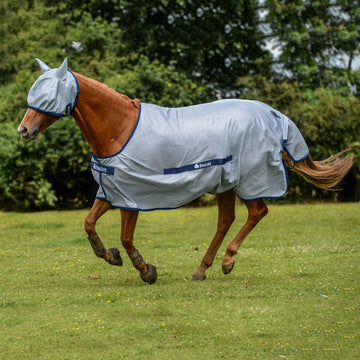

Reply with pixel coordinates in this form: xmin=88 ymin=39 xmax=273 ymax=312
xmin=194 ymin=161 xmax=212 ymax=170
xmin=91 ymin=161 xmax=115 ymax=175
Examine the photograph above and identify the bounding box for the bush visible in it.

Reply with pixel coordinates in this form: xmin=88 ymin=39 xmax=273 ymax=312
xmin=0 ymin=117 xmax=97 ymax=211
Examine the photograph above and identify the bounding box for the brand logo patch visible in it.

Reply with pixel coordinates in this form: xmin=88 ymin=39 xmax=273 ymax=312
xmin=91 ymin=161 xmax=115 ymax=175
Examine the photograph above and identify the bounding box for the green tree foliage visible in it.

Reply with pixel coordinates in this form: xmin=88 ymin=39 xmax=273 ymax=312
xmin=0 ymin=0 xmax=359 ymax=210
xmin=50 ymin=0 xmax=271 ymax=96
xmin=105 ymin=55 xmax=209 ymax=106
xmin=266 ymin=0 xmax=360 ymax=94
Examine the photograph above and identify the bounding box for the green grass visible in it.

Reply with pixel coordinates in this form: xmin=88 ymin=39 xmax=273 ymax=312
xmin=0 ymin=203 xmax=359 ymax=359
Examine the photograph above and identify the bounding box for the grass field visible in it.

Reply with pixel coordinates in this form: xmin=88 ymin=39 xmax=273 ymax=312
xmin=0 ymin=203 xmax=359 ymax=359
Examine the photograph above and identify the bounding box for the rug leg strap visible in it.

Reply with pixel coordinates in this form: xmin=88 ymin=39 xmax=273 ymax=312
xmin=88 ymin=233 xmax=106 ymax=257
xmin=127 ymin=248 xmax=146 ymax=272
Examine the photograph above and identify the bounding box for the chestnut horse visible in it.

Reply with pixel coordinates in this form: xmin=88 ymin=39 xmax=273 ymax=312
xmin=18 ymin=59 xmax=353 ymax=284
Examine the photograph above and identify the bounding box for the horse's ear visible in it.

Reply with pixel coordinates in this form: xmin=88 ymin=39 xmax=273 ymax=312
xmin=55 ymin=58 xmax=68 ymax=80
xmin=36 ymin=58 xmax=51 ymax=73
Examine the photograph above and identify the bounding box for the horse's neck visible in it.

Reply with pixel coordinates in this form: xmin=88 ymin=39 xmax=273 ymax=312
xmin=71 ymin=73 xmax=140 ymax=157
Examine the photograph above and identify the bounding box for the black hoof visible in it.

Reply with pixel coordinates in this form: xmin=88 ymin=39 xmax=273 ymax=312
xmin=191 ymin=273 xmax=206 ymax=282
xmin=222 ymin=260 xmax=235 ymax=275
xmin=140 ymin=264 xmax=157 ymax=284
xmin=106 ymin=247 xmax=123 ymax=266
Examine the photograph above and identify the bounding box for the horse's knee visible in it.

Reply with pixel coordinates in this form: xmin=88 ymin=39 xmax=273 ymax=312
xmin=84 ymin=215 xmax=95 ymax=236
xmin=84 ymin=200 xmax=112 ymax=235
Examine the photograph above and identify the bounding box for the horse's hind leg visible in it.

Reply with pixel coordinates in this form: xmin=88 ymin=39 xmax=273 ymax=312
xmin=85 ymin=199 xmax=123 ymax=266
xmin=222 ymin=199 xmax=268 ymax=274
xmin=191 ymin=190 xmax=236 ymax=281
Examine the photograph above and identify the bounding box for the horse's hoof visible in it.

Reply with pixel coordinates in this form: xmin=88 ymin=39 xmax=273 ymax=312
xmin=191 ymin=273 xmax=206 ymax=282
xmin=222 ymin=260 xmax=235 ymax=275
xmin=140 ymin=264 xmax=157 ymax=284
xmin=106 ymin=247 xmax=123 ymax=266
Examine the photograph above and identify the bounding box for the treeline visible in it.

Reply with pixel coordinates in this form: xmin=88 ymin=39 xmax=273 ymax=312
xmin=0 ymin=0 xmax=359 ymax=210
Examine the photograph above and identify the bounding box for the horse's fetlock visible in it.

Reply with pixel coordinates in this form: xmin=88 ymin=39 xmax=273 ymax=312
xmin=226 ymin=245 xmax=237 ymax=258
xmin=138 ymin=262 xmax=147 ymax=273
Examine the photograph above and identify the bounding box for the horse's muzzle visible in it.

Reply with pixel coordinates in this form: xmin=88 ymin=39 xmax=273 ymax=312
xmin=17 ymin=125 xmax=39 ymax=140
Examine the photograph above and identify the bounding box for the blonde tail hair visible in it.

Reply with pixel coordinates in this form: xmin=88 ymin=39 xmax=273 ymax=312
xmin=284 ymin=150 xmax=354 ymax=190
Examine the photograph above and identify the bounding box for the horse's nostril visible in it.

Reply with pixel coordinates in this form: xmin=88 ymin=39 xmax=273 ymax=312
xmin=18 ymin=126 xmax=28 ymax=136
xmin=18 ymin=126 xmax=30 ymax=139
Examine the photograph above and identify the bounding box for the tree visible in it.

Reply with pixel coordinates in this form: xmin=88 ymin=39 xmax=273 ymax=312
xmin=49 ymin=0 xmax=271 ymax=97
xmin=266 ymin=0 xmax=360 ymax=94
xmin=0 ymin=0 xmax=25 ymax=84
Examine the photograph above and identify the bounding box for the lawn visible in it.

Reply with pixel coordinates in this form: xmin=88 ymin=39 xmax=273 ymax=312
xmin=0 ymin=203 xmax=359 ymax=359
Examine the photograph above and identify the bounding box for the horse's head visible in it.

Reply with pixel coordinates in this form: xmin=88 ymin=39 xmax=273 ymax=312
xmin=18 ymin=58 xmax=78 ymax=140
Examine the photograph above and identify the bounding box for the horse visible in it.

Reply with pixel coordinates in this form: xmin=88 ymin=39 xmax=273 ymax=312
xmin=18 ymin=58 xmax=353 ymax=284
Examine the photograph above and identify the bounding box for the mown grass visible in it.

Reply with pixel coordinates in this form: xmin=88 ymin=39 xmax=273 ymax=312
xmin=0 ymin=203 xmax=359 ymax=359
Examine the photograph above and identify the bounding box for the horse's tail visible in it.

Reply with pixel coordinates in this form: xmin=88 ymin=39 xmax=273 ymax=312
xmin=285 ymin=150 xmax=354 ymax=190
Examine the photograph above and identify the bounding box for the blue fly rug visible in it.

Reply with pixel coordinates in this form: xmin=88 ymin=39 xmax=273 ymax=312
xmin=91 ymin=99 xmax=309 ymax=211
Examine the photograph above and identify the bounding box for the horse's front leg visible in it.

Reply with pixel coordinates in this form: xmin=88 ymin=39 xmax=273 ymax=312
xmin=120 ymin=209 xmax=157 ymax=284
xmin=85 ymin=199 xmax=123 ymax=266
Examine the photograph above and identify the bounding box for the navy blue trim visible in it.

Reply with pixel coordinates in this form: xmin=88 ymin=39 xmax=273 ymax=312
xmin=68 ymin=70 xmax=79 ymax=112
xmin=95 ymin=196 xmax=183 ymax=212
xmin=28 ymin=106 xmax=65 ymax=117
xmin=164 ymin=155 xmax=232 ymax=175
xmin=282 ymin=138 xmax=310 ymax=163
xmin=284 ymin=144 xmax=310 ymax=163
xmin=95 ymin=196 xmax=109 ymax=202
xmin=109 ymin=203 xmax=183 ymax=212
xmin=91 ymin=161 xmax=115 ymax=175
xmin=99 ymin=172 xmax=108 ymax=200
xmin=92 ymin=104 xmax=142 ymax=160
xmin=65 ymin=103 xmax=72 ymax=116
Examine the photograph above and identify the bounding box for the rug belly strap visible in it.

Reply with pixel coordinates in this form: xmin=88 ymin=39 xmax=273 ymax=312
xmin=88 ymin=233 xmax=106 ymax=257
